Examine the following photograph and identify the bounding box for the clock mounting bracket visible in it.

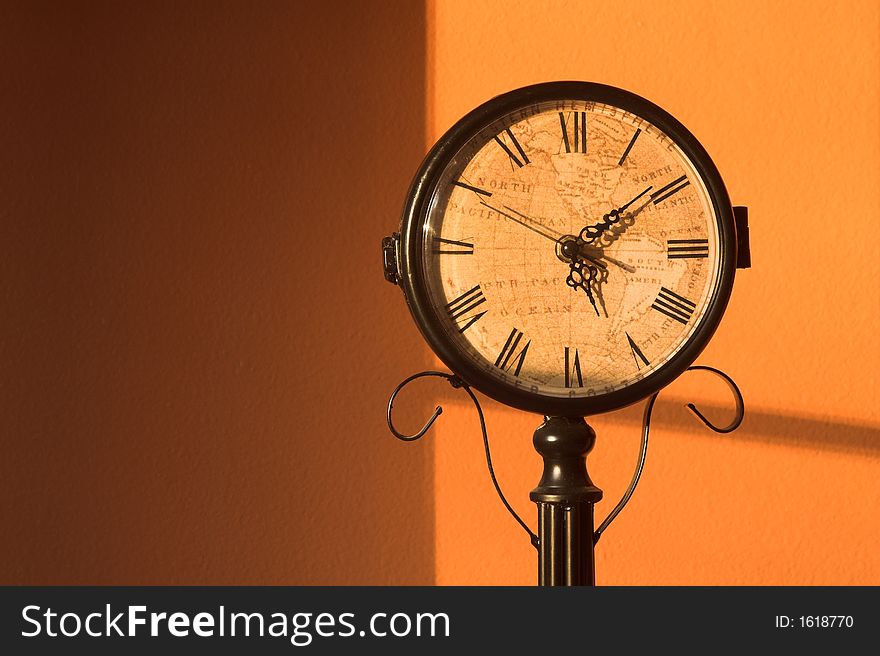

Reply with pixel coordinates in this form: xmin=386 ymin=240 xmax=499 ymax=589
xmin=385 ymin=365 xmax=744 ymax=586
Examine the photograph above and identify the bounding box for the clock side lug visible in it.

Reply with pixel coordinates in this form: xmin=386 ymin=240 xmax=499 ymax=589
xmin=733 ymin=206 xmax=751 ymax=269
xmin=382 ymin=232 xmax=402 ymax=285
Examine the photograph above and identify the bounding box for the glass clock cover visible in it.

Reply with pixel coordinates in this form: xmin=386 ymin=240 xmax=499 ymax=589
xmin=390 ymin=82 xmax=739 ymax=416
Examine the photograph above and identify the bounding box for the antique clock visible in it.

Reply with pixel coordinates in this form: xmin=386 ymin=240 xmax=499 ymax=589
xmin=382 ymin=81 xmax=749 ymax=585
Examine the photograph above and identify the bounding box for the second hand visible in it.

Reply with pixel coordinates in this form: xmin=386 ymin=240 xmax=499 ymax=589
xmin=480 ymin=199 xmax=637 ymax=273
xmin=478 ymin=201 xmax=563 ymax=243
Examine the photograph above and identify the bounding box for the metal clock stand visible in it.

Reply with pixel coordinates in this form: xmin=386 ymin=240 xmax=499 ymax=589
xmin=387 ymin=366 xmax=744 ymax=587
xmin=531 ymin=416 xmax=601 ymax=586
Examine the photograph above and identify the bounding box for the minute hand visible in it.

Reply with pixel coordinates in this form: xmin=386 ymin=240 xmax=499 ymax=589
xmin=579 ymin=186 xmax=652 ymax=242
xmin=578 ymin=198 xmax=651 ymax=274
xmin=479 ymin=201 xmax=564 ymax=243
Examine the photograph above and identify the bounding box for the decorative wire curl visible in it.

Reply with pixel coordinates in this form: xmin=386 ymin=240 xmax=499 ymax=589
xmin=386 ymin=371 xmax=448 ymax=441
xmin=387 ymin=371 xmax=539 ymax=548
xmin=594 ymin=364 xmax=745 ymax=543
xmin=387 ymin=365 xmax=743 ymax=551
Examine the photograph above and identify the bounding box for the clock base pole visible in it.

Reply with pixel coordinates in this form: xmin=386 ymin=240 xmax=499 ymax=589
xmin=529 ymin=416 xmax=603 ymax=586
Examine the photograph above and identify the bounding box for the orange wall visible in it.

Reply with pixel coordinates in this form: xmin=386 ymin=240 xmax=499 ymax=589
xmin=0 ymin=1 xmax=433 ymax=584
xmin=429 ymin=0 xmax=880 ymax=584
xmin=2 ymin=1 xmax=877 ymax=588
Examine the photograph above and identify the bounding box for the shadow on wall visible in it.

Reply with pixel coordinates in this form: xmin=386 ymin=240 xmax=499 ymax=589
xmin=0 ymin=1 xmax=433 ymax=584
xmin=613 ymin=399 xmax=880 ymax=458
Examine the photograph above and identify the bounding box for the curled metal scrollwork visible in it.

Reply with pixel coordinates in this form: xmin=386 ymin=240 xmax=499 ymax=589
xmin=684 ymin=365 xmax=745 ymax=434
xmin=386 ymin=370 xmax=452 ymax=441
xmin=594 ymin=364 xmax=744 ymax=543
xmin=386 ymin=370 xmax=539 ymax=548
xmin=387 ymin=365 xmax=743 ymax=550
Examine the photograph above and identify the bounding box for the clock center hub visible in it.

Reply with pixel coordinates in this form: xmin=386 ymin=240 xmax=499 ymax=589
xmin=557 ymin=236 xmax=580 ymax=263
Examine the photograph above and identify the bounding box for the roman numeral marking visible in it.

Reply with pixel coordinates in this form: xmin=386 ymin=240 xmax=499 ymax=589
xmin=432 ymin=236 xmax=474 ymax=255
xmin=651 ymin=175 xmax=690 ymax=205
xmin=494 ymin=128 xmax=530 ymax=168
xmin=618 ymin=128 xmax=641 ymax=166
xmin=625 ymin=332 xmax=650 ymax=370
xmin=494 ymin=327 xmax=530 ymax=377
xmin=667 ymin=239 xmax=709 ymax=259
xmin=652 ymin=287 xmax=696 ymax=325
xmin=559 ymin=111 xmax=587 ymax=154
xmin=564 ymin=347 xmax=584 ymax=388
xmin=445 ymin=285 xmax=487 ymax=332
xmin=453 ymin=180 xmax=492 ymax=197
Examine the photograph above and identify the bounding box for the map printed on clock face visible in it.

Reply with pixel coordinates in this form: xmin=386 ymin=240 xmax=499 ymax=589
xmin=422 ymin=100 xmax=722 ymax=399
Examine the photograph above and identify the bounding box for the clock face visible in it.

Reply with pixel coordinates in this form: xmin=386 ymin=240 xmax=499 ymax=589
xmin=401 ymin=84 xmax=735 ymax=414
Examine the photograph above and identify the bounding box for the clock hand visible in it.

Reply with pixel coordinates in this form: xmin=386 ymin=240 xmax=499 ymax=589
xmin=576 ymin=194 xmax=654 ymax=256
xmin=603 ymin=255 xmax=635 ymax=273
xmin=503 ymin=205 xmax=569 ymax=240
xmin=566 ymin=258 xmax=610 ymax=317
xmin=501 ymin=206 xmax=625 ymax=280
xmin=482 ymin=201 xmax=634 ymax=277
xmin=481 ymin=202 xmax=619 ymax=283
xmin=579 ymin=186 xmax=653 ymax=243
xmin=582 ymin=249 xmax=636 ymax=273
xmin=594 ymin=266 xmax=609 ymax=317
xmin=478 ymin=201 xmax=563 ymax=243
xmin=579 ymin=252 xmax=608 ymax=271
xmin=566 ymin=260 xmax=601 ymax=316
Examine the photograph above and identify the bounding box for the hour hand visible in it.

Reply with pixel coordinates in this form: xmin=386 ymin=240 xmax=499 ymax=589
xmin=566 ymin=259 xmax=607 ymax=317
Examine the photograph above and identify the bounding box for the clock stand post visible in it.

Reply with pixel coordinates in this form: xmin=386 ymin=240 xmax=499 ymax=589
xmin=530 ymin=415 xmax=602 ymax=586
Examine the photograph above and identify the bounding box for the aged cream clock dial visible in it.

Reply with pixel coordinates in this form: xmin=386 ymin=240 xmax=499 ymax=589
xmin=384 ymin=82 xmax=742 ymax=416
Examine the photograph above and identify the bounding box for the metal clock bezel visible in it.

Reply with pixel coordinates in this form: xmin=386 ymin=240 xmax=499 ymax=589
xmin=397 ymin=81 xmax=737 ymax=417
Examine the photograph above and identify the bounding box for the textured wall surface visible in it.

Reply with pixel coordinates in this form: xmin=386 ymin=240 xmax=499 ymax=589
xmin=429 ymin=0 xmax=880 ymax=584
xmin=0 ymin=1 xmax=432 ymax=584
xmin=2 ymin=0 xmax=877 ymax=588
